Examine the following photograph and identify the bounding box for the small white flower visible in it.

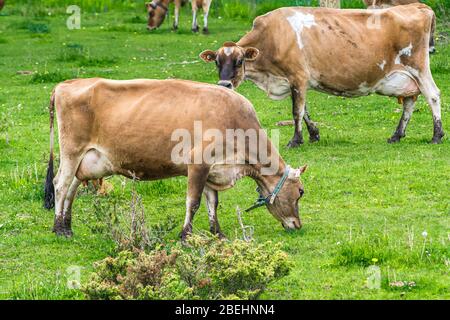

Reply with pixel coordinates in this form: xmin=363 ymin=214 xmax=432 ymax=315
xmin=422 ymin=231 xmax=428 ymax=238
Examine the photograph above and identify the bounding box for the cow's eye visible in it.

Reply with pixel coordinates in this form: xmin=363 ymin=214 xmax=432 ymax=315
xmin=299 ymin=189 xmax=304 ymax=197
xmin=236 ymin=59 xmax=243 ymax=67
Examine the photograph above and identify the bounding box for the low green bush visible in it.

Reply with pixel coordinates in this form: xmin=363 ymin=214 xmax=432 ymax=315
xmin=83 ymin=235 xmax=291 ymax=300
xmin=30 ymin=70 xmax=75 ymax=83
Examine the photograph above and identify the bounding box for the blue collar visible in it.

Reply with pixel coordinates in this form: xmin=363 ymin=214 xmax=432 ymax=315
xmin=243 ymin=166 xmax=291 ymax=213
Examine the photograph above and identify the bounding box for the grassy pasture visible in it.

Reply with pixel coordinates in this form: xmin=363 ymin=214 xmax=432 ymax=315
xmin=0 ymin=1 xmax=449 ymax=299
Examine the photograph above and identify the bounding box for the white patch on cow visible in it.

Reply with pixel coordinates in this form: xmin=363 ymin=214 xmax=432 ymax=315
xmin=286 ymin=11 xmax=317 ymax=49
xmin=224 ymin=47 xmax=234 ymax=56
xmin=394 ymin=43 xmax=413 ymax=65
xmin=377 ymin=60 xmax=386 ymax=71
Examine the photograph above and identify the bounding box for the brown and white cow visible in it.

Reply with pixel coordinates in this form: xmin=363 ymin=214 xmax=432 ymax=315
xmin=43 ymin=78 xmax=307 ymax=239
xmin=200 ymin=4 xmax=444 ymax=145
xmin=146 ymin=0 xmax=212 ymax=33
xmin=362 ymin=1 xmax=436 ymax=53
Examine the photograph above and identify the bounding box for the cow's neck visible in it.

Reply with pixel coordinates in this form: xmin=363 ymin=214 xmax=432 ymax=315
xmin=246 ymin=161 xmax=289 ymax=198
xmin=236 ymin=34 xmax=272 ymax=93
xmin=158 ymin=0 xmax=171 ymax=7
xmin=237 ymin=33 xmax=257 ymax=73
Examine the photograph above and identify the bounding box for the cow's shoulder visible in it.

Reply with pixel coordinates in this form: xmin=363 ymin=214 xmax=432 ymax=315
xmin=389 ymin=3 xmax=435 ymax=22
xmin=54 ymin=78 xmax=104 ymax=106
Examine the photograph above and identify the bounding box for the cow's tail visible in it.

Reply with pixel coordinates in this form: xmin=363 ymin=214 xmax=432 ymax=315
xmin=44 ymin=90 xmax=56 ymax=210
xmin=429 ymin=11 xmax=436 ymax=54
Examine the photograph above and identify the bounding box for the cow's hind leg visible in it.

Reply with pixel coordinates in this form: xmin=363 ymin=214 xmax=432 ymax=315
xmin=181 ymin=165 xmax=210 ymax=242
xmin=204 ymin=185 xmax=225 ymax=239
xmin=303 ymin=105 xmax=320 ymax=143
xmin=60 ymin=178 xmax=82 ymax=235
xmin=202 ymin=1 xmax=210 ymax=34
xmin=288 ymin=86 xmax=307 ymax=148
xmin=418 ymin=73 xmax=444 ymax=143
xmin=388 ymin=97 xmax=415 ymax=143
xmin=53 ymin=156 xmax=82 ymax=236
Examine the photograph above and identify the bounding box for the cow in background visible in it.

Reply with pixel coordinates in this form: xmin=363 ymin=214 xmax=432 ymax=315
xmin=0 ymin=0 xmax=5 ymax=12
xmin=200 ymin=4 xmax=444 ymax=145
xmin=146 ymin=0 xmax=213 ymax=34
xmin=363 ymin=0 xmax=436 ymax=53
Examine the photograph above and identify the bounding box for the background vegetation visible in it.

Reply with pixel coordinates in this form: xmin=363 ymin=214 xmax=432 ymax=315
xmin=0 ymin=0 xmax=449 ymax=299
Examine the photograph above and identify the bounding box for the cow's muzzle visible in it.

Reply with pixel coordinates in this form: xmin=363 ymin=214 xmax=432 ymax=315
xmin=147 ymin=25 xmax=157 ymax=31
xmin=218 ymin=80 xmax=233 ymax=90
xmin=282 ymin=218 xmax=302 ymax=231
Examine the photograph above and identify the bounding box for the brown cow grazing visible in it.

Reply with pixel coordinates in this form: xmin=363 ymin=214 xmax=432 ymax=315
xmin=146 ymin=0 xmax=213 ymax=33
xmin=0 ymin=0 xmax=4 ymax=11
xmin=43 ymin=78 xmax=307 ymax=239
xmin=362 ymin=0 xmax=436 ymax=53
xmin=200 ymin=4 xmax=444 ymax=145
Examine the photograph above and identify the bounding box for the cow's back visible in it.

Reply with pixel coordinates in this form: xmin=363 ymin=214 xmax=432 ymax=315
xmin=253 ymin=4 xmax=433 ymax=93
xmin=53 ymin=78 xmax=262 ymax=179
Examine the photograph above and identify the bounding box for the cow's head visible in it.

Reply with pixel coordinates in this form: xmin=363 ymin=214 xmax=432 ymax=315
xmin=265 ymin=165 xmax=307 ymax=231
xmin=200 ymin=42 xmax=259 ymax=90
xmin=146 ymin=1 xmax=168 ymax=31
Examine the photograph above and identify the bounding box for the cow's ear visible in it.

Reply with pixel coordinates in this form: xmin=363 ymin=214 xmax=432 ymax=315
xmin=244 ymin=47 xmax=259 ymax=61
xmin=200 ymin=50 xmax=217 ymax=63
xmin=298 ymin=164 xmax=307 ymax=175
xmin=289 ymin=165 xmax=308 ymax=180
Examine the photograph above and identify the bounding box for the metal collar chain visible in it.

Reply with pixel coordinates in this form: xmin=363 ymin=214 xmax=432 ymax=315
xmin=243 ymin=166 xmax=291 ymax=213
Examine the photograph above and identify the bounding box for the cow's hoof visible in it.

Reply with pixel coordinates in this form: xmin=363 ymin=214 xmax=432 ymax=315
xmin=192 ymin=26 xmax=199 ymax=33
xmin=180 ymin=227 xmax=192 ymax=244
xmin=309 ymin=132 xmax=320 ymax=143
xmin=287 ymin=139 xmax=303 ymax=148
xmin=387 ymin=135 xmax=402 ymax=144
xmin=202 ymin=27 xmax=209 ymax=34
xmin=217 ymin=232 xmax=227 ymax=240
xmin=430 ymin=137 xmax=443 ymax=144
xmin=210 ymin=230 xmax=226 ymax=240
xmin=53 ymin=227 xmax=73 ymax=237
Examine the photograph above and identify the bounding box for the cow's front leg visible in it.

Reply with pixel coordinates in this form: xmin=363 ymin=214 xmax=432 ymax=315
xmin=204 ymin=186 xmax=225 ymax=239
xmin=181 ymin=165 xmax=210 ymax=242
xmin=388 ymin=97 xmax=415 ymax=143
xmin=191 ymin=4 xmax=199 ymax=32
xmin=303 ymin=105 xmax=320 ymax=143
xmin=173 ymin=1 xmax=180 ymax=30
xmin=287 ymin=86 xmax=307 ymax=148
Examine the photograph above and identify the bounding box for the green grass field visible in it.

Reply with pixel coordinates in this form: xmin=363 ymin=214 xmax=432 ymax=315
xmin=0 ymin=2 xmax=449 ymax=299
